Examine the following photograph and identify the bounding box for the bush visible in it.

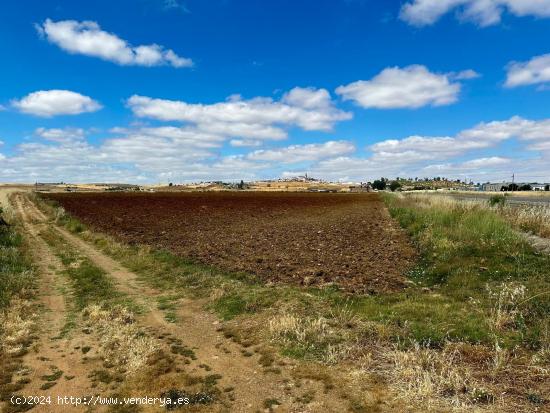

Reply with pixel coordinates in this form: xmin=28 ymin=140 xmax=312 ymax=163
xmin=389 ymin=181 xmax=402 ymax=192
xmin=372 ymin=179 xmax=387 ymax=191
xmin=488 ymin=195 xmax=506 ymax=207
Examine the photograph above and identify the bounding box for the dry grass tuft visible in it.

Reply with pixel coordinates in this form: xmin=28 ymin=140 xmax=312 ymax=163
xmin=83 ymin=305 xmax=159 ymax=372
xmin=388 ymin=341 xmax=480 ymax=409
xmin=54 ymin=206 xmax=67 ymax=223
xmin=530 ymin=326 xmax=550 ymax=373
xmin=0 ymin=298 xmax=36 ymax=355
xmin=269 ymin=313 xmax=329 ymax=345
xmin=268 ymin=311 xmax=390 ymax=364
xmin=487 ymin=282 xmax=526 ymax=331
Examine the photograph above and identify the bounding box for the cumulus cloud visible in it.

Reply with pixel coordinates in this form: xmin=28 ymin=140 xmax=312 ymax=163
xmin=304 ymin=116 xmax=550 ymax=182
xmin=127 ymin=87 xmax=352 ymax=139
xmin=400 ymin=0 xmax=550 ymax=27
xmin=118 ymin=126 xmax=227 ymax=148
xmin=336 ymin=65 xmax=468 ymax=109
xmin=35 ymin=127 xmax=86 ymax=143
xmin=281 ymin=87 xmax=334 ymax=109
xmin=12 ymin=90 xmax=102 ymax=117
xmin=247 ymin=141 xmax=355 ymax=163
xmin=505 ymin=53 xmax=550 ymax=88
xmin=37 ymin=19 xmax=193 ymax=68
xmin=2 ymin=114 xmax=550 ymax=184
xmin=230 ymin=139 xmax=262 ymax=147
xmin=458 ymin=116 xmax=550 ymax=141
xmin=370 ymin=116 xmax=550 ymax=164
xmin=0 ymin=127 xmax=228 ymax=183
xmin=452 ymin=69 xmax=481 ymax=80
xmin=528 ymin=140 xmax=550 ymax=152
xmin=423 ymin=157 xmax=511 ymax=173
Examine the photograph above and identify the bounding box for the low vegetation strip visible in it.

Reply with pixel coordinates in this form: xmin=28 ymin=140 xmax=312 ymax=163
xmin=43 ymin=192 xmax=417 ymax=294
xmin=418 ymin=192 xmax=550 ymax=239
xmin=384 ymin=193 xmax=549 ymax=344
xmin=0 ymin=207 xmax=34 ymax=310
xmin=0 ymin=205 xmax=36 ymax=410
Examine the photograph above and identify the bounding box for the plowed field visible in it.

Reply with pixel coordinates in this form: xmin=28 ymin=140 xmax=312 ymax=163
xmin=44 ymin=192 xmax=416 ymax=293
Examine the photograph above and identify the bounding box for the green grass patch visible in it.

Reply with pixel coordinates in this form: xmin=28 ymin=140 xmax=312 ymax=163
xmin=378 ymin=193 xmax=550 ymax=347
xmin=0 ymin=216 xmax=34 ymax=310
xmin=39 ymin=227 xmax=138 ymax=314
xmin=209 ymin=288 xmax=278 ymax=320
xmin=41 ymin=369 xmax=63 ymax=382
xmin=157 ymin=295 xmax=178 ymax=323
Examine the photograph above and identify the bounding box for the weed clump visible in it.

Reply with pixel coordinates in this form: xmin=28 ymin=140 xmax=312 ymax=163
xmin=83 ymin=305 xmax=159 ymax=373
xmin=387 ymin=341 xmax=491 ymax=408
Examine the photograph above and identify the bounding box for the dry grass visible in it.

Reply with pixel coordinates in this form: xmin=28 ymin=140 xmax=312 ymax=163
xmin=0 ymin=298 xmax=36 ymax=356
xmin=530 ymin=326 xmax=550 ymax=373
xmin=268 ymin=308 xmax=392 ymax=365
xmin=500 ymin=205 xmax=550 ymax=238
xmin=388 ymin=342 xmax=476 ymax=409
xmin=487 ymin=282 xmax=527 ymax=332
xmin=83 ymin=305 xmax=159 ymax=373
xmin=402 ymin=192 xmax=550 ymax=239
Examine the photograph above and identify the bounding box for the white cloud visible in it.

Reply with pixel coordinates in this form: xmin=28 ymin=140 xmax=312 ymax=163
xmin=400 ymin=0 xmax=550 ymax=27
xmin=230 ymin=139 xmax=262 ymax=147
xmin=452 ymin=69 xmax=481 ymax=80
xmin=423 ymin=157 xmax=511 ymax=172
xmin=370 ymin=116 xmax=550 ymax=165
xmin=458 ymin=116 xmax=550 ymax=141
xmin=35 ymin=127 xmax=86 ymax=143
xmin=124 ymin=126 xmax=227 ymax=148
xmin=2 ymin=116 xmax=550 ymax=184
xmin=528 ymin=140 xmax=550 ymax=151
xmin=247 ymin=141 xmax=355 ymax=163
xmin=281 ymin=87 xmax=333 ymax=109
xmin=505 ymin=53 xmax=550 ymax=88
xmin=336 ymin=65 xmax=465 ymax=109
xmin=38 ymin=19 xmax=193 ymax=68
xmin=460 ymin=156 xmax=511 ymax=168
xmin=12 ymin=90 xmax=102 ymax=117
xmin=127 ymin=87 xmax=352 ymax=138
xmin=302 ymin=116 xmax=550 ymax=182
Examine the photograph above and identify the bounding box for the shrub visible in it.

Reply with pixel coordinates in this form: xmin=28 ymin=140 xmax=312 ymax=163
xmin=389 ymin=181 xmax=402 ymax=192
xmin=372 ymin=179 xmax=386 ymax=191
xmin=488 ymin=194 xmax=506 ymax=207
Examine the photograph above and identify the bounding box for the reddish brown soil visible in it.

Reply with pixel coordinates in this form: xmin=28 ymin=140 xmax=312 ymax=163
xmin=44 ymin=192 xmax=417 ymax=293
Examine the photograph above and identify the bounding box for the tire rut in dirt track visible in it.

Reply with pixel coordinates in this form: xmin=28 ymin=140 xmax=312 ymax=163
xmin=21 ymin=194 xmax=349 ymax=412
xmin=12 ymin=194 xmax=103 ymax=413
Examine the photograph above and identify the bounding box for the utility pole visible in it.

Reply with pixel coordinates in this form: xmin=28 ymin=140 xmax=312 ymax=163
xmin=512 ymin=173 xmax=515 ymax=192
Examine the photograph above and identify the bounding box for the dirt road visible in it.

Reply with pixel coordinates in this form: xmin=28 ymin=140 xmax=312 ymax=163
xmin=10 ymin=194 xmax=100 ymax=412
xmin=7 ymin=192 xmax=352 ymax=412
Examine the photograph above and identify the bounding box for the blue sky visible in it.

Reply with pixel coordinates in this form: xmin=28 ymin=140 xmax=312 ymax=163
xmin=1 ymin=0 xmax=550 ymax=184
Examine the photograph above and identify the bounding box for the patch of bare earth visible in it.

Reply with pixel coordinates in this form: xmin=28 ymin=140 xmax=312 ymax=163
xmin=18 ymin=194 xmax=369 ymax=412
xmin=44 ymin=192 xmax=417 ymax=294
